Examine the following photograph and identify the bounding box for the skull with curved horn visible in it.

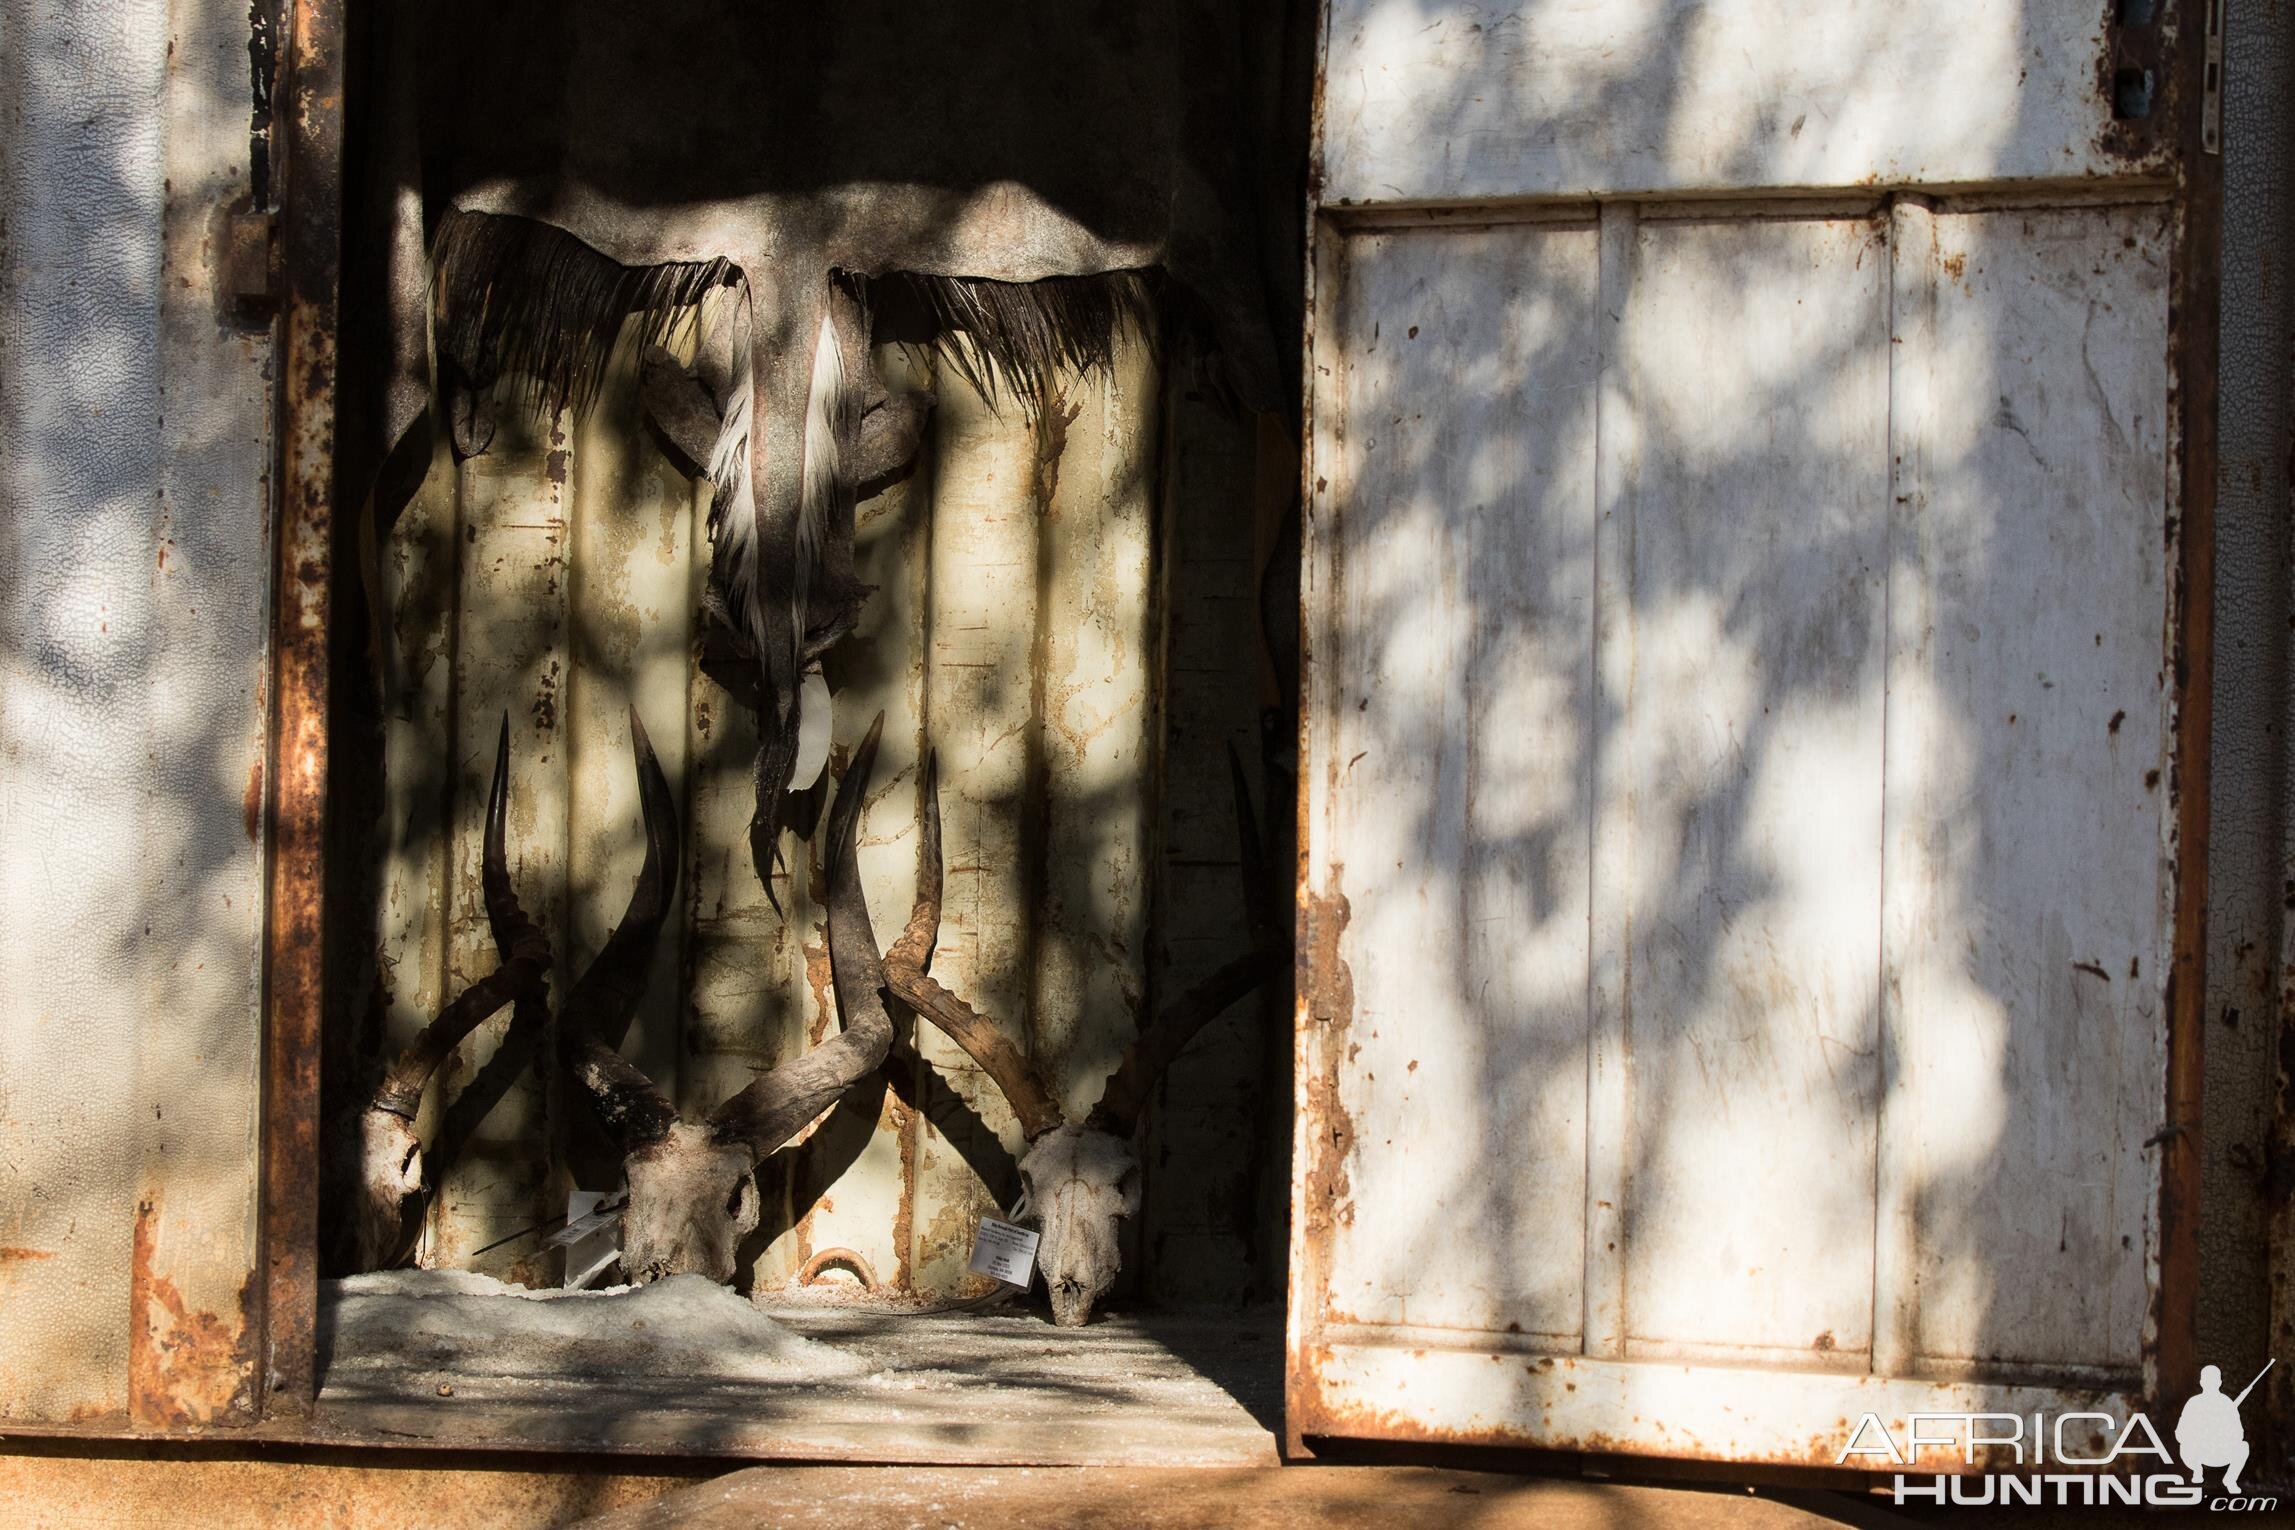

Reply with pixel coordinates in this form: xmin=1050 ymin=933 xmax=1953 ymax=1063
xmin=874 ymin=747 xmax=1281 ymax=1326
xmin=561 ymin=708 xmax=898 ymax=1284
xmin=329 ymin=715 xmax=552 ymax=1274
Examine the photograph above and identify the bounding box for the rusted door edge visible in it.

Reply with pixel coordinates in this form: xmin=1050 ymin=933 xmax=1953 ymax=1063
xmin=257 ymin=0 xmax=344 ymax=1422
xmin=1281 ymin=0 xmax=1337 ymax=1462
xmin=2152 ymin=0 xmax=2222 ymax=1420
xmin=1283 ymin=0 xmax=2222 ymax=1462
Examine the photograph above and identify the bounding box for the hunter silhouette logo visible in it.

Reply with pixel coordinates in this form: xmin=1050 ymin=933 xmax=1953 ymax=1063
xmin=1838 ymin=1356 xmax=2281 ymax=1510
xmin=2177 ymin=1360 xmax=2272 ymax=1495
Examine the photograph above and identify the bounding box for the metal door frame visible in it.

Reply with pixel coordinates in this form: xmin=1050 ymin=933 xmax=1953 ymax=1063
xmin=257 ymin=0 xmax=343 ymax=1423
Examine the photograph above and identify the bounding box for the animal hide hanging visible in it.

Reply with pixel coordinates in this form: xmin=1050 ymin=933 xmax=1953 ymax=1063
xmin=430 ymin=211 xmax=738 ymax=429
xmin=361 ymin=1 xmax=1304 ymax=908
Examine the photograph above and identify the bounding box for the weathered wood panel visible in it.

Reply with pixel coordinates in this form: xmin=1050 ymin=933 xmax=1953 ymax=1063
xmin=1032 ymin=338 xmax=1160 ymax=1123
xmin=432 ymin=388 xmax=576 ymax=1282
xmin=908 ymin=352 xmax=1046 ymax=1294
xmin=1321 ymin=0 xmax=2170 ymax=208
xmin=564 ymin=318 xmax=700 ymax=1146
xmin=1316 ymin=223 xmax=1599 ymax=1339
xmin=1880 ymin=200 xmax=2171 ymax=1375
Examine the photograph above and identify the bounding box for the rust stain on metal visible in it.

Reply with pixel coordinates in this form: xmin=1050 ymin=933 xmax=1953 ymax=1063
xmin=1289 ymin=875 xmax=1357 ymax=1449
xmin=798 ymin=1246 xmax=881 ymax=1291
xmin=918 ymin=1195 xmax=996 ymax=1300
xmin=531 ymin=656 xmax=561 ymax=731
xmin=0 ymin=1247 xmax=55 ymax=1264
xmin=1301 ymin=878 xmax=1355 ymax=1032
xmin=1032 ymin=392 xmax=1083 ymax=511
xmin=259 ymin=0 xmax=348 ymax=1422
xmin=220 ymin=204 xmax=280 ymax=320
xmin=242 ymin=757 xmax=265 ymax=843
xmin=890 ymin=1055 xmax=918 ymax=1293
xmin=2091 ymin=0 xmax=2171 ymax=165
xmin=802 ymin=929 xmax=835 ymax=1048
xmin=1300 ymin=1399 xmax=1860 ymax=1473
xmin=1301 ymin=1360 xmax=2125 ymax=1475
xmin=789 ymin=1199 xmax=816 ymax=1289
xmin=129 ymin=1198 xmax=258 ymax=1428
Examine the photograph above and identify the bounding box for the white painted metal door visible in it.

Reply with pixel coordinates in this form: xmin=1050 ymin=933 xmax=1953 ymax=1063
xmin=1290 ymin=0 xmax=2218 ymax=1466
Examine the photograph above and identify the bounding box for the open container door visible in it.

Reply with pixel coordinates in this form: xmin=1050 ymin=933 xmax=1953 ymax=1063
xmin=1289 ymin=0 xmax=2220 ymax=1468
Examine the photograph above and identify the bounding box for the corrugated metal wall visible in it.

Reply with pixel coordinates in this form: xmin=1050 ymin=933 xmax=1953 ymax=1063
xmin=371 ymin=318 xmax=1275 ymax=1299
xmin=0 ymin=0 xmax=273 ymax=1425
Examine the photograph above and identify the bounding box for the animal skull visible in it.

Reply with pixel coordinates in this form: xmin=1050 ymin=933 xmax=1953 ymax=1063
xmin=620 ymin=1122 xmax=765 ymax=1283
xmin=1019 ymin=1125 xmax=1142 ymax=1328
xmin=326 ymin=717 xmax=550 ymax=1274
xmin=344 ymin=1109 xmax=427 ymax=1273
xmin=559 ymin=711 xmax=897 ymax=1286
xmin=875 ymin=748 xmax=1277 ymax=1325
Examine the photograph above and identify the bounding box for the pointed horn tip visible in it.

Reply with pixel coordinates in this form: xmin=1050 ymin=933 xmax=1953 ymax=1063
xmin=831 ymin=712 xmax=889 ymax=848
xmin=486 ymin=718 xmax=514 ymax=836
xmin=839 ymin=712 xmax=888 ymax=799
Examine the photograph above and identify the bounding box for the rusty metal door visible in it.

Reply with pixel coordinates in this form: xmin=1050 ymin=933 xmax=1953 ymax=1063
xmin=1289 ymin=0 xmax=2220 ymax=1464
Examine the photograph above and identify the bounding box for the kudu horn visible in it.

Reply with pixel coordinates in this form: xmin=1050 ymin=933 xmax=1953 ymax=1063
xmin=874 ymin=739 xmax=1281 ymax=1324
xmin=560 ymin=709 xmax=897 ymax=1283
xmin=881 ymin=743 xmax=1281 ymax=1141
xmin=338 ymin=715 xmax=551 ymax=1272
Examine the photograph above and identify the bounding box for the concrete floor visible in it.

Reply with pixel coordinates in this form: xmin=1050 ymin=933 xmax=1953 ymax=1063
xmin=576 ymin=1466 xmax=1865 ymax=1530
xmin=317 ymin=1301 xmax=1282 ymax=1465
xmin=577 ymin=1466 xmax=2295 ymax=1529
xmin=7 ymin=1450 xmax=2287 ymax=1528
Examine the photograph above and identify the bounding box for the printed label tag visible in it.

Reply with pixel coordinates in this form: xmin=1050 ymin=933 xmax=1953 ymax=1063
xmin=550 ymin=1189 xmax=624 ymax=1289
xmin=967 ymin=1216 xmax=1040 ymax=1287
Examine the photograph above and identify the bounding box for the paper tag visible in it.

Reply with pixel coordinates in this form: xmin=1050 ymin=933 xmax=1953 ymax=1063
xmin=966 ymin=1216 xmax=1040 ymax=1287
xmin=552 ymin=1189 xmax=624 ymax=1289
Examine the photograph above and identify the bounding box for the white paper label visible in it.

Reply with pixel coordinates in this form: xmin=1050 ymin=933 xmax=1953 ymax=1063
xmin=966 ymin=1216 xmax=1040 ymax=1287
xmin=551 ymin=1189 xmax=624 ymax=1289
